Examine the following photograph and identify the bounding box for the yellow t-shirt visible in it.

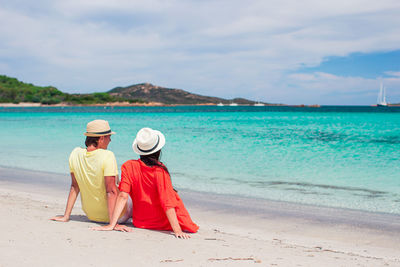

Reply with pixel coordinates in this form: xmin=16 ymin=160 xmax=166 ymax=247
xmin=69 ymin=147 xmax=118 ymax=222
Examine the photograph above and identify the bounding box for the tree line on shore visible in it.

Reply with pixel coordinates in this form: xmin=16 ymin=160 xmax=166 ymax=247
xmin=0 ymin=75 xmax=145 ymax=105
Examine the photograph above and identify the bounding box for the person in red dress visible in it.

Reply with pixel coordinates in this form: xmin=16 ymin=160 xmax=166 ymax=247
xmin=92 ymin=127 xmax=199 ymax=238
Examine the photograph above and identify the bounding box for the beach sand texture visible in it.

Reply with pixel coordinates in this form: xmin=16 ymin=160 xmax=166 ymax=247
xmin=1 ymin=167 xmax=399 ymax=267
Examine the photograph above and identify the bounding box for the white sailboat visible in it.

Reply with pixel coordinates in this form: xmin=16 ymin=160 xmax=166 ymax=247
xmin=254 ymin=102 xmax=264 ymax=106
xmin=377 ymin=82 xmax=388 ymax=107
xmin=216 ymin=102 xmax=224 ymax=106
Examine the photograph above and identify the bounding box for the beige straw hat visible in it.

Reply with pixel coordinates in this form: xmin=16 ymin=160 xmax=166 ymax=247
xmin=132 ymin=127 xmax=165 ymax=155
xmin=84 ymin=120 xmax=116 ymax=137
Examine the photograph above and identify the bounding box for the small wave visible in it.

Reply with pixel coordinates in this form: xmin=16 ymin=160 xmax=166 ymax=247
xmin=176 ymin=173 xmax=388 ymax=197
xmin=352 ymin=193 xmax=385 ymax=199
xmin=297 ymin=129 xmax=400 ymax=145
xmin=303 ymin=130 xmax=347 ymax=142
xmin=263 ymin=181 xmax=387 ymax=195
xmin=283 ymin=187 xmax=332 ymax=196
xmin=230 ymin=179 xmax=389 ymax=199
xmin=370 ymin=136 xmax=400 ymax=144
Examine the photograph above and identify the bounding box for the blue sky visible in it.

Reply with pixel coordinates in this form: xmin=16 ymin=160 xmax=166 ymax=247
xmin=300 ymin=51 xmax=400 ymax=79
xmin=0 ymin=0 xmax=399 ymax=105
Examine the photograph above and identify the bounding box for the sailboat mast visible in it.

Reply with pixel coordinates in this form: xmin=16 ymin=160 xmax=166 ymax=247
xmin=377 ymin=81 xmax=388 ymax=106
xmin=383 ymin=86 xmax=386 ymax=103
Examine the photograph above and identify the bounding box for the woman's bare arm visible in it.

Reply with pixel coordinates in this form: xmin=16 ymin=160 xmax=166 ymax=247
xmin=165 ymin=208 xmax=190 ymax=239
xmin=91 ymin=191 xmax=131 ymax=232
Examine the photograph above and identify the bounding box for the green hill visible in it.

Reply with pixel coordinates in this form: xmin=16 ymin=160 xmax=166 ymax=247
xmin=0 ymin=75 xmax=143 ymax=105
xmin=0 ymin=75 xmax=65 ymax=104
xmin=0 ymin=75 xmax=267 ymax=105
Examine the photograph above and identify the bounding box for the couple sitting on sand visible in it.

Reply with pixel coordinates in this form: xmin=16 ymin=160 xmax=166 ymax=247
xmin=51 ymin=119 xmax=199 ymax=239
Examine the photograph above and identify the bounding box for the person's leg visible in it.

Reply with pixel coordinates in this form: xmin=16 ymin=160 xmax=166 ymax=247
xmin=117 ymin=195 xmax=132 ymax=224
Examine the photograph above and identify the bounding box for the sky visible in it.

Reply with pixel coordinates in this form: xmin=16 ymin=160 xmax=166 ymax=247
xmin=0 ymin=0 xmax=399 ymax=105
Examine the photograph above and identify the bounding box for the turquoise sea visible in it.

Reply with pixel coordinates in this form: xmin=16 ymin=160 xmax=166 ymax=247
xmin=1 ymin=106 xmax=399 ymax=214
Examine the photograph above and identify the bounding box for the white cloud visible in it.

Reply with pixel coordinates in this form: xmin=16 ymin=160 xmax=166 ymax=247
xmin=385 ymin=71 xmax=400 ymax=77
xmin=0 ymin=0 xmax=399 ymax=103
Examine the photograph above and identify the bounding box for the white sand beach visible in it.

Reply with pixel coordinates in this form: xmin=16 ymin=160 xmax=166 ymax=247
xmin=0 ymin=167 xmax=399 ymax=267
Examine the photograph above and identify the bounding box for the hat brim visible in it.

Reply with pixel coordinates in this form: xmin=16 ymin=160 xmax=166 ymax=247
xmin=84 ymin=131 xmax=116 ymax=137
xmin=132 ymin=130 xmax=165 ymax=155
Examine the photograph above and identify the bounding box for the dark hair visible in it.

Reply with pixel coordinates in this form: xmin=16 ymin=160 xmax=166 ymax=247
xmin=140 ymin=150 xmax=170 ymax=175
xmin=140 ymin=150 xmax=176 ymax=192
xmin=85 ymin=136 xmax=100 ymax=147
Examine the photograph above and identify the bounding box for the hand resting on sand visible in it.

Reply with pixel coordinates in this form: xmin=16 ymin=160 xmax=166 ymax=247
xmin=91 ymin=224 xmax=133 ymax=232
xmin=50 ymin=215 xmax=69 ymax=222
xmin=173 ymin=231 xmax=191 ymax=239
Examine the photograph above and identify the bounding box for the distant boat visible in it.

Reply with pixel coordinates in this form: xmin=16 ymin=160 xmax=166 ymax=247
xmin=229 ymin=102 xmax=238 ymax=106
xmin=254 ymin=102 xmax=264 ymax=106
xmin=377 ymin=82 xmax=388 ymax=107
xmin=217 ymin=102 xmax=224 ymax=106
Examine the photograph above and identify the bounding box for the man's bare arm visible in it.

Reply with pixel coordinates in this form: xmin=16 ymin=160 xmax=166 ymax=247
xmin=50 ymin=173 xmax=80 ymax=222
xmin=105 ymin=175 xmax=118 ymax=223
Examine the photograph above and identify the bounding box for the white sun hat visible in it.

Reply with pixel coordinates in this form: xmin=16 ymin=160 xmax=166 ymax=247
xmin=132 ymin=127 xmax=166 ymax=155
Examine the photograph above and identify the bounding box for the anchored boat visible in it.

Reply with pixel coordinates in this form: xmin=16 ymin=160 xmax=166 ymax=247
xmin=377 ymin=82 xmax=388 ymax=107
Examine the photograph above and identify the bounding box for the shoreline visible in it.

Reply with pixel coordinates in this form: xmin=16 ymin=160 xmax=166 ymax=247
xmin=2 ymin=165 xmax=400 ymax=221
xmin=1 ymin=102 xmax=400 ymax=108
xmin=0 ymin=102 xmax=295 ymax=107
xmin=1 ymin=166 xmax=400 ymax=266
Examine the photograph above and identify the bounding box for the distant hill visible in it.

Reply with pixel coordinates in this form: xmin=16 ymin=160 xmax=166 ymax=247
xmin=108 ymin=83 xmax=264 ymax=105
xmin=0 ymin=75 xmax=66 ymax=104
xmin=0 ymin=75 xmax=268 ymax=105
xmin=0 ymin=75 xmax=143 ymax=105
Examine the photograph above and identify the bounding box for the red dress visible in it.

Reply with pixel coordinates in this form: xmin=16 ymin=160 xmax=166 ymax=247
xmin=119 ymin=159 xmax=199 ymax=233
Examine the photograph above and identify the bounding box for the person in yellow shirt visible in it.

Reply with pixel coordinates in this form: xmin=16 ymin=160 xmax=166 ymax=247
xmin=50 ymin=120 xmax=131 ymax=231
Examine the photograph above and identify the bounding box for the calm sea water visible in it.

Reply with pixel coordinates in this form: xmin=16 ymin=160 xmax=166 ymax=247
xmin=1 ymin=106 xmax=399 ymax=214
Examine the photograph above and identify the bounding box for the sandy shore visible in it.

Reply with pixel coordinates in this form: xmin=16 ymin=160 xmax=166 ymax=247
xmin=0 ymin=102 xmax=164 ymax=107
xmin=0 ymin=167 xmax=399 ymax=266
